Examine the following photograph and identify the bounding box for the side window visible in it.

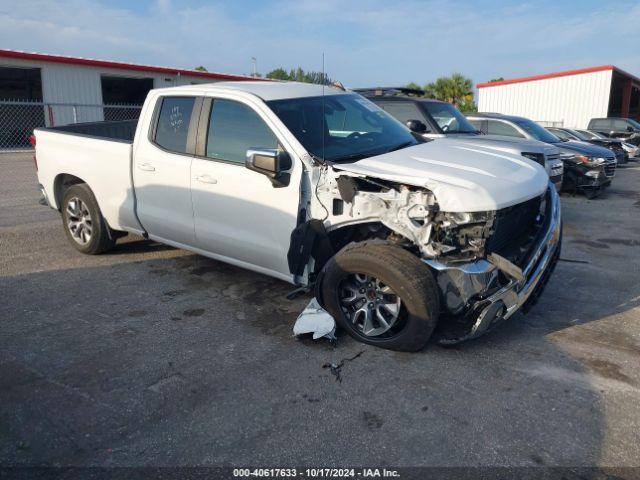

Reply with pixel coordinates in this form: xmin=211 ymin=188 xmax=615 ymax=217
xmin=487 ymin=120 xmax=523 ymax=138
xmin=154 ymin=97 xmax=196 ymax=153
xmin=377 ymin=101 xmax=424 ymax=125
xmin=206 ymin=99 xmax=278 ymax=164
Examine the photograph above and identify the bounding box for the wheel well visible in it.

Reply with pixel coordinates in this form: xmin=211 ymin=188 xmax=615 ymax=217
xmin=315 ymin=222 xmax=392 ymax=273
xmin=53 ymin=174 xmax=86 ymax=210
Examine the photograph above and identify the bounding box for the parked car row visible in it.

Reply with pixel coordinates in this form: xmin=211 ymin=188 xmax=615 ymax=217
xmin=356 ymin=87 xmax=630 ymax=199
xmin=547 ymin=127 xmax=628 ymax=165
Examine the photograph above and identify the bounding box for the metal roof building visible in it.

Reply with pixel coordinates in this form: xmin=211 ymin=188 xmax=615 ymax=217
xmin=477 ymin=65 xmax=640 ymax=129
xmin=0 ymin=49 xmax=257 ymax=149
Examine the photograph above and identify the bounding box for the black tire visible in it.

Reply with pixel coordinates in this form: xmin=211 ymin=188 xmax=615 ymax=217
xmin=320 ymin=241 xmax=440 ymax=352
xmin=61 ymin=183 xmax=116 ymax=254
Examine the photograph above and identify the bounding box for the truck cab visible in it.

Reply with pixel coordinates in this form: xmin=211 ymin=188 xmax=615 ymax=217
xmin=588 ymin=117 xmax=640 ymax=146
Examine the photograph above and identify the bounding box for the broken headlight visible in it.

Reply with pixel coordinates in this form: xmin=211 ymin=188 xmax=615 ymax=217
xmin=431 ymin=210 xmax=495 ymax=258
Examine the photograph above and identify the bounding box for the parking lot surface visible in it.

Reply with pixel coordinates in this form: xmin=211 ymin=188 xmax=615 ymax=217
xmin=1 ymin=152 xmax=640 ymax=468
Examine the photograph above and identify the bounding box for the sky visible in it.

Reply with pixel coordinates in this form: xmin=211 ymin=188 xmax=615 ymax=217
xmin=0 ymin=0 xmax=639 ymax=88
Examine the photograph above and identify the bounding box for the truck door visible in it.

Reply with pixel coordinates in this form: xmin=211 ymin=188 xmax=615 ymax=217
xmin=190 ymin=97 xmax=301 ymax=281
xmin=133 ymin=96 xmax=200 ymax=246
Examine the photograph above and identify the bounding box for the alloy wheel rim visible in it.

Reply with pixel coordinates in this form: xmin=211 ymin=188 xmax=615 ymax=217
xmin=338 ymin=273 xmax=402 ymax=337
xmin=66 ymin=197 xmax=93 ymax=245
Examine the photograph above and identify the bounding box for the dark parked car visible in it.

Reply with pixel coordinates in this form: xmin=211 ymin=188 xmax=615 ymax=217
xmin=578 ymin=129 xmax=640 ymax=159
xmin=355 ymin=87 xmax=564 ymax=190
xmin=547 ymin=127 xmax=628 ymax=164
xmin=587 ymin=117 xmax=640 ymax=146
xmin=467 ymin=113 xmax=616 ymax=198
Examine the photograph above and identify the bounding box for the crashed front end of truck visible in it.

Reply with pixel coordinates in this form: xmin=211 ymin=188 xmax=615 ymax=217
xmin=294 ymin=166 xmax=562 ymax=344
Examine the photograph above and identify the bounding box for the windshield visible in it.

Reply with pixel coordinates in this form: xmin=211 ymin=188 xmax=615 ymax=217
xmin=514 ymin=118 xmax=562 ymax=143
xmin=267 ymin=94 xmax=418 ymax=162
xmin=423 ymin=102 xmax=478 ymax=134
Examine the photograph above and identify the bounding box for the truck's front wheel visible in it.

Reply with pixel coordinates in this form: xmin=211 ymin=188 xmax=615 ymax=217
xmin=320 ymin=242 xmax=440 ymax=351
xmin=61 ymin=184 xmax=116 ymax=254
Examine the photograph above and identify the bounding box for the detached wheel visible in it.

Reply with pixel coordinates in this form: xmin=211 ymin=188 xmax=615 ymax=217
xmin=61 ymin=184 xmax=116 ymax=254
xmin=320 ymin=242 xmax=440 ymax=351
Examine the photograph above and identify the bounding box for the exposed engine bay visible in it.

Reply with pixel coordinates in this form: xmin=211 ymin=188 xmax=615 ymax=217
xmin=309 ymin=167 xmax=547 ymax=266
xmin=290 ymin=165 xmax=556 ymax=345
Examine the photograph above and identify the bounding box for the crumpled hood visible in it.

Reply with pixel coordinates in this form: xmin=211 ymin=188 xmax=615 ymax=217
xmin=332 ymin=138 xmax=549 ymax=212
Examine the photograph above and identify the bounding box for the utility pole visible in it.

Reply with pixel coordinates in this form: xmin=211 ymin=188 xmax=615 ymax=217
xmin=251 ymin=57 xmax=257 ymax=77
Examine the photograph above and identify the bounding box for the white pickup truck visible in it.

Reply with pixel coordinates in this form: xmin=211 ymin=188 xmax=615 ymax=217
xmin=34 ymin=81 xmax=561 ymax=351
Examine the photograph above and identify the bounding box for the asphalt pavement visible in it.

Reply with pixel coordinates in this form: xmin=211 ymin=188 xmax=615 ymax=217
xmin=1 ymin=152 xmax=639 ymax=471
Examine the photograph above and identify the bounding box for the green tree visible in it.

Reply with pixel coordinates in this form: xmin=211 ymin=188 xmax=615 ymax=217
xmin=405 ymin=82 xmax=423 ymax=91
xmin=488 ymin=77 xmax=504 ymax=83
xmin=266 ymin=67 xmax=332 ymax=85
xmin=266 ymin=68 xmax=290 ymax=80
xmin=423 ymin=73 xmax=473 ymax=107
xmin=194 ymin=66 xmax=208 ymax=72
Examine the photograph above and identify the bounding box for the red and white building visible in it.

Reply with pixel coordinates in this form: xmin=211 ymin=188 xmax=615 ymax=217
xmin=477 ymin=65 xmax=640 ymax=129
xmin=0 ymin=49 xmax=257 ymax=146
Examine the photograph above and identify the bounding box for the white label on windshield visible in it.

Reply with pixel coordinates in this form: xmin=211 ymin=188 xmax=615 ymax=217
xmin=354 ymin=97 xmax=383 ymax=112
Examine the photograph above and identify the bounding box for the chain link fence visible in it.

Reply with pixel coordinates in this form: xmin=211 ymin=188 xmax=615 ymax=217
xmin=0 ymin=100 xmax=142 ymax=150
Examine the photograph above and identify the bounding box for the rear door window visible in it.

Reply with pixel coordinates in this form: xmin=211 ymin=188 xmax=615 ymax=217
xmin=487 ymin=120 xmax=524 ymax=138
xmin=154 ymin=97 xmax=196 ymax=153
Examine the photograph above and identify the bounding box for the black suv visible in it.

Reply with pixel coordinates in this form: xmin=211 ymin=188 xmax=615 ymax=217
xmin=588 ymin=117 xmax=640 ymax=145
xmin=354 ymin=87 xmax=478 ymax=136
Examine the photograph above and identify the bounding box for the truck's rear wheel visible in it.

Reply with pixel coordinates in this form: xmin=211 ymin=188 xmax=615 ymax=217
xmin=61 ymin=184 xmax=115 ymax=254
xmin=320 ymin=242 xmax=440 ymax=351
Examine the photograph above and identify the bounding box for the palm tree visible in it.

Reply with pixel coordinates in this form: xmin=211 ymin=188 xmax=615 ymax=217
xmin=423 ymin=73 xmax=473 ymax=107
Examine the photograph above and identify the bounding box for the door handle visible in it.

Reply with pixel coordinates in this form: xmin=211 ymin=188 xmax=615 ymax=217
xmin=195 ymin=174 xmax=217 ymax=184
xmin=138 ymin=163 xmax=155 ymax=172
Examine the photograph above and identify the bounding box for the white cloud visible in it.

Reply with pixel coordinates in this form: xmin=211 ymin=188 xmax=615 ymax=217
xmin=0 ymin=0 xmax=638 ymax=85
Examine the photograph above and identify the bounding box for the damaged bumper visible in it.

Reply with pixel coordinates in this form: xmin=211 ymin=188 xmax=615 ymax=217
xmin=578 ymin=170 xmax=611 ymax=189
xmin=424 ymin=185 xmax=562 ymax=344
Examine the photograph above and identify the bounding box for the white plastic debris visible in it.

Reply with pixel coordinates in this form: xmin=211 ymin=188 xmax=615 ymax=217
xmin=293 ymin=298 xmax=337 ymax=341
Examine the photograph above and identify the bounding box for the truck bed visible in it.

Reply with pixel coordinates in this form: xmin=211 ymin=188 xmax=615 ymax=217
xmin=44 ymin=119 xmax=138 ymax=143
xmin=34 ymin=120 xmax=143 ymax=234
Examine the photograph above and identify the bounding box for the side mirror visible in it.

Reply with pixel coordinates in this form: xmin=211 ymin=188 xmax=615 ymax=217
xmin=406 ymin=119 xmax=429 ymax=133
xmin=246 ymin=148 xmax=292 ymax=187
